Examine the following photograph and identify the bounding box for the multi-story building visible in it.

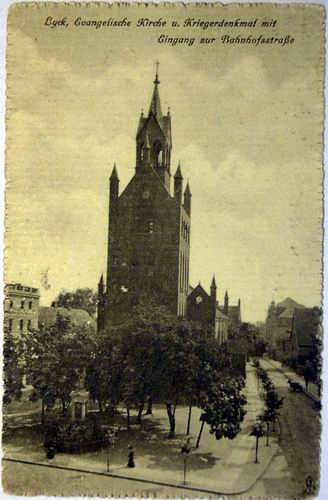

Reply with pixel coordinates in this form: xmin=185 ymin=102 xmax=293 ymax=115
xmin=289 ymin=307 xmax=321 ymax=362
xmin=97 ymin=67 xmax=191 ymax=330
xmin=265 ymin=297 xmax=304 ymax=351
xmin=4 ymin=283 xmax=40 ymax=336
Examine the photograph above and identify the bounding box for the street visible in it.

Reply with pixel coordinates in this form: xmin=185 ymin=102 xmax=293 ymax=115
xmin=250 ymin=358 xmax=321 ymax=497
xmin=2 ymin=461 xmax=203 ymax=498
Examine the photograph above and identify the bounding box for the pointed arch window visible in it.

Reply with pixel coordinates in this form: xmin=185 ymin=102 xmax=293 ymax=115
xmin=153 ymin=142 xmax=163 ymax=168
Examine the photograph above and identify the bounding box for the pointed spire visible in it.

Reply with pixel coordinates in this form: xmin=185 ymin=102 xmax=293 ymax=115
xmin=184 ymin=181 xmax=191 ymax=196
xmin=174 ymin=163 xmax=183 ymax=203
xmin=183 ymin=180 xmax=192 ymax=216
xmin=238 ymin=298 xmax=241 ymax=307
xmin=98 ymin=273 xmax=104 ymax=294
xmin=210 ymin=275 xmax=217 ymax=303
xmin=110 ymin=163 xmax=119 ymax=180
xmin=223 ymin=290 xmax=229 ymax=315
xmin=110 ymin=164 xmax=119 ymax=201
xmin=174 ymin=162 xmax=183 ymax=179
xmin=154 ymin=59 xmax=160 ymax=84
xmin=149 ymin=61 xmax=162 ymax=119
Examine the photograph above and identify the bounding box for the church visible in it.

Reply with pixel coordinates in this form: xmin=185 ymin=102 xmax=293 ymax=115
xmin=97 ymin=65 xmax=191 ymax=330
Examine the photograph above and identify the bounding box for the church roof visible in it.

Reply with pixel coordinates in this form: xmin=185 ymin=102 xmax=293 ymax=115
xmin=276 ymin=297 xmax=304 ymax=309
xmin=218 ymin=304 xmax=240 ymax=321
xmin=215 ymin=308 xmax=228 ymax=321
xmin=278 ymin=307 xmax=294 ymax=319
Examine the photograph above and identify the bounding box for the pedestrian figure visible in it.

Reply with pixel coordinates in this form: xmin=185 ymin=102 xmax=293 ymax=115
xmin=46 ymin=446 xmax=56 ymax=460
xmin=127 ymin=444 xmax=135 ymax=468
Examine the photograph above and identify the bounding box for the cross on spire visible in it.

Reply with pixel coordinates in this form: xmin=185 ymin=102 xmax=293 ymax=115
xmin=154 ymin=60 xmax=160 ymax=84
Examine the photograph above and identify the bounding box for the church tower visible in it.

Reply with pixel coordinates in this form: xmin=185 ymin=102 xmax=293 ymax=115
xmin=98 ymin=65 xmax=191 ymax=330
xmin=135 ymin=63 xmax=172 ymax=191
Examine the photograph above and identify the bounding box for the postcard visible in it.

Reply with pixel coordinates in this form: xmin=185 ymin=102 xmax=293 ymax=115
xmin=3 ymin=2 xmax=324 ymax=498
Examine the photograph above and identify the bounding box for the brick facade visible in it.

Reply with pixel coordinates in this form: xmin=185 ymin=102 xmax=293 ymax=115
xmin=98 ymin=70 xmax=191 ymax=330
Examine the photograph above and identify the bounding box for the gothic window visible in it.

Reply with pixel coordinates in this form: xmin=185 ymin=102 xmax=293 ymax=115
xmin=20 ymin=319 xmax=24 ymax=332
xmin=28 ymin=319 xmax=32 ymax=330
xmin=21 ymin=300 xmax=25 ymax=309
xmin=9 ymin=319 xmax=13 ymax=331
xmin=9 ymin=300 xmax=13 ymax=309
xmin=29 ymin=300 xmax=33 ymax=310
xmin=140 ymin=143 xmax=144 ymax=161
xmin=153 ymin=142 xmax=163 ymax=167
xmin=148 ymin=220 xmax=154 ymax=234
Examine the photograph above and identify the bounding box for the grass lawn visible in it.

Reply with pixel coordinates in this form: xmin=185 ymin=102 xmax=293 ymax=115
xmin=4 ymin=387 xmax=40 ymax=415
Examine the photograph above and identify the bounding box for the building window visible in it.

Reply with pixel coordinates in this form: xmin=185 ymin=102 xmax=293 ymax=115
xmin=9 ymin=300 xmax=13 ymax=309
xmin=9 ymin=319 xmax=13 ymax=331
xmin=27 ymin=319 xmax=32 ymax=330
xmin=20 ymin=319 xmax=24 ymax=332
xmin=21 ymin=300 xmax=25 ymax=309
xmin=29 ymin=300 xmax=33 ymax=310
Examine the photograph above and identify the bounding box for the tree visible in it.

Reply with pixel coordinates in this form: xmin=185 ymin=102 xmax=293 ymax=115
xmin=186 ymin=330 xmax=232 ymax=435
xmin=250 ymin=420 xmax=266 ymax=463
xmin=86 ymin=329 xmax=124 ymax=415
xmin=157 ymin=317 xmax=200 ymax=438
xmin=3 ymin=329 xmax=25 ymax=404
xmin=264 ymin=388 xmax=283 ymax=431
xmin=25 ymin=313 xmax=96 ymax=421
xmin=196 ymin=377 xmax=247 ymax=448
xmin=52 ymin=288 xmax=98 ymax=316
xmin=228 ymin=322 xmax=267 ymax=359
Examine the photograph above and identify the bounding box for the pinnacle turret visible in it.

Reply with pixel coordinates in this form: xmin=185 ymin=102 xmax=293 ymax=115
xmin=110 ymin=164 xmax=119 ymax=180
xmin=110 ymin=164 xmax=119 ymax=201
xmin=183 ymin=180 xmax=192 ymax=215
xmin=174 ymin=163 xmax=183 ymax=203
xmin=174 ymin=162 xmax=183 ymax=179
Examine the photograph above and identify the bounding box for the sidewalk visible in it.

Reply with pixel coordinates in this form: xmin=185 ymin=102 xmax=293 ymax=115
xmin=3 ymin=364 xmax=279 ymax=496
xmin=263 ymin=358 xmax=320 ymax=403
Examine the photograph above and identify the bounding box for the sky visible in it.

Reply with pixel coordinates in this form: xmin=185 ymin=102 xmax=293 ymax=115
xmin=5 ymin=3 xmax=324 ymax=322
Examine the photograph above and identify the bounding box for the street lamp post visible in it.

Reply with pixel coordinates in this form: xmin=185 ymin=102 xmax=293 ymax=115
xmin=181 ymin=436 xmax=192 ymax=485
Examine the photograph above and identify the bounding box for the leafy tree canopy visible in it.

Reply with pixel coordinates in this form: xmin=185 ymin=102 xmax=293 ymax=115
xmin=52 ymin=288 xmax=98 ymax=316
